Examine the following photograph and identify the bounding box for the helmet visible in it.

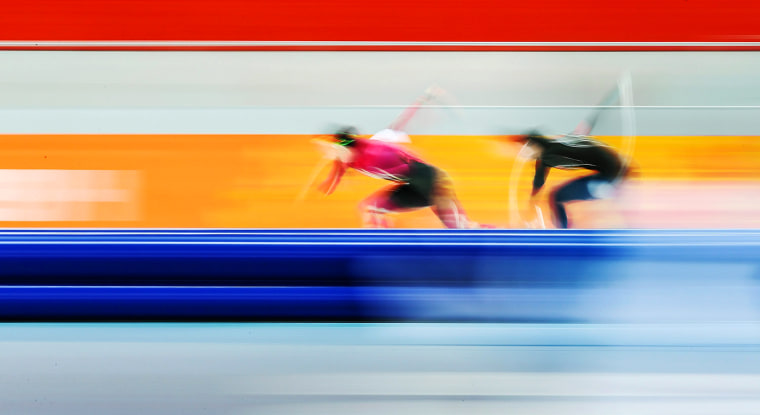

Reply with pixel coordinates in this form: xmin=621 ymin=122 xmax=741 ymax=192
xmin=334 ymin=126 xmax=359 ymax=147
xmin=520 ymin=129 xmax=551 ymax=149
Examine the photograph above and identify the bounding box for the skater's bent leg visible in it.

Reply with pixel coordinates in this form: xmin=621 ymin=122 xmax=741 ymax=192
xmin=550 ymin=175 xmax=599 ymax=228
xmin=430 ymin=169 xmax=476 ymax=229
xmin=360 ymin=185 xmax=425 ymax=228
xmin=432 ymin=197 xmax=470 ymax=229
xmin=359 ymin=186 xmax=397 ymax=228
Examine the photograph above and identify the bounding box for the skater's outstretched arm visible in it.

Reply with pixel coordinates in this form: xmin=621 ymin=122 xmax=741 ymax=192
xmin=387 ymin=86 xmax=443 ymax=132
xmin=318 ymin=160 xmax=347 ymax=195
xmin=571 ymin=85 xmax=621 ymax=136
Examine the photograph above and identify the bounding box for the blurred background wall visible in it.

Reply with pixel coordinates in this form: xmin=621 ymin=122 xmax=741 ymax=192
xmin=0 ymin=0 xmax=757 ymax=228
xmin=0 ymin=51 xmax=757 ymax=228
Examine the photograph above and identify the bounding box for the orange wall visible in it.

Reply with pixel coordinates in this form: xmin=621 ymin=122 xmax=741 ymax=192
xmin=0 ymin=134 xmax=757 ymax=228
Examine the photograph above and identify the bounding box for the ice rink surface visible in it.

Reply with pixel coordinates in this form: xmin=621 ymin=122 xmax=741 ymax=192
xmin=2 ymin=322 xmax=760 ymax=415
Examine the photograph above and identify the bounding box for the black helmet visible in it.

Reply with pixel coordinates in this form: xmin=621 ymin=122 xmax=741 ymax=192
xmin=334 ymin=126 xmax=359 ymax=146
xmin=521 ymin=129 xmax=551 ymax=149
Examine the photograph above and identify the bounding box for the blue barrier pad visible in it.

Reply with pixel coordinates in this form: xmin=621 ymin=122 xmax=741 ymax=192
xmin=0 ymin=229 xmax=757 ymax=321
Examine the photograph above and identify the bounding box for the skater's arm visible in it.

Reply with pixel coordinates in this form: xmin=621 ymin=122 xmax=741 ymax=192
xmin=318 ymin=160 xmax=347 ymax=195
xmin=387 ymin=87 xmax=441 ymax=131
xmin=571 ymin=85 xmax=621 ymax=136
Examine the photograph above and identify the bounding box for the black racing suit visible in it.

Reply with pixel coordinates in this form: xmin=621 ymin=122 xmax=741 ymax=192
xmin=531 ymin=135 xmax=627 ymax=228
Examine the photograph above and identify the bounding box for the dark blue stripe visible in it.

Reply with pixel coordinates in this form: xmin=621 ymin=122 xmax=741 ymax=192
xmin=0 ymin=229 xmax=756 ymax=321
